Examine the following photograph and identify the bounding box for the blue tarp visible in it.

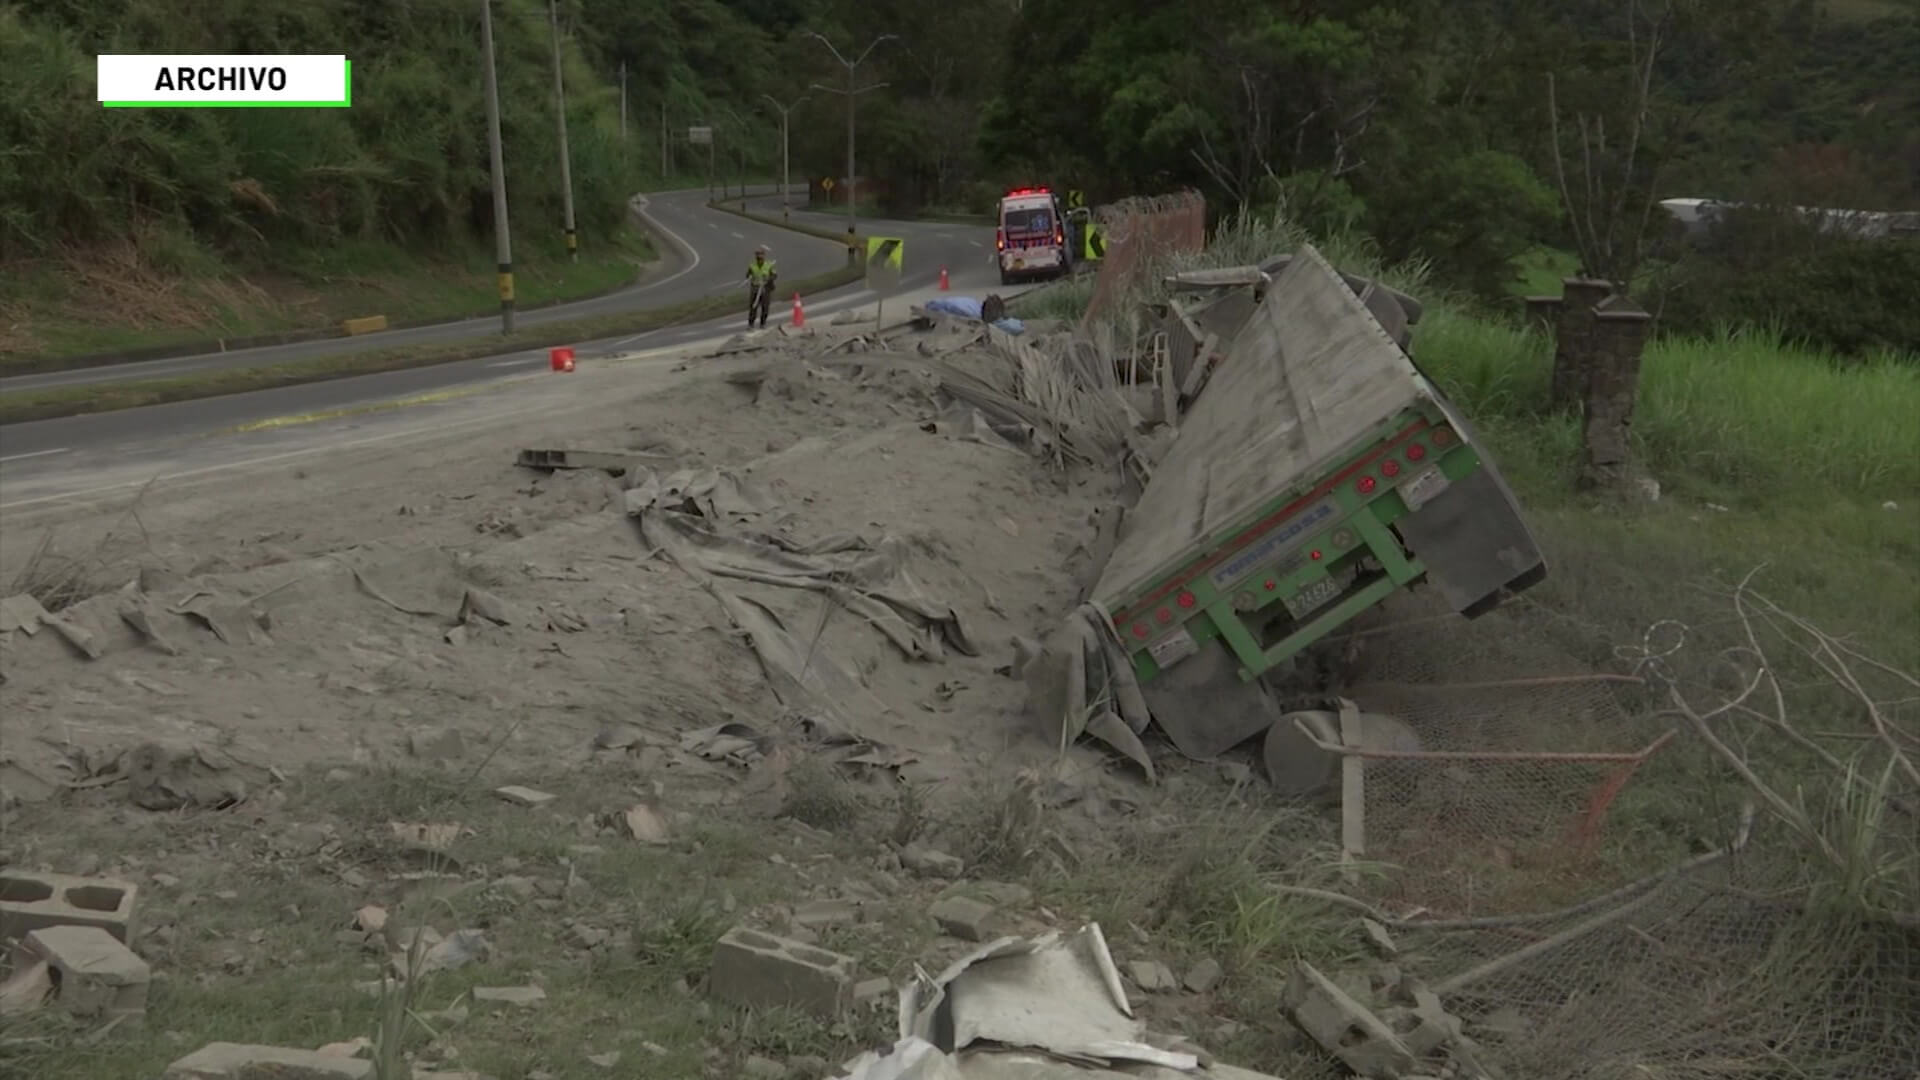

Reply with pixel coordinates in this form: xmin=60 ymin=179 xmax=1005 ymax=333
xmin=923 ymin=297 xmax=984 ymax=319
xmin=922 ymin=297 xmax=1025 ymax=336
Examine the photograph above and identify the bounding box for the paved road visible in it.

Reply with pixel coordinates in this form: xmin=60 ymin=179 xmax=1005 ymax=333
xmin=0 ymin=192 xmax=999 ymax=492
xmin=0 ymin=186 xmax=840 ymax=396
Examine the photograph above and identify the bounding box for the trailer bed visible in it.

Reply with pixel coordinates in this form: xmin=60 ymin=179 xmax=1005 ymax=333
xmin=1093 ymin=245 xmax=1431 ymax=605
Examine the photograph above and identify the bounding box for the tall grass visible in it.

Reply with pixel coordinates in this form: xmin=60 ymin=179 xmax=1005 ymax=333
xmin=1416 ymin=312 xmax=1920 ymax=498
xmin=0 ymin=0 xmax=767 ymax=266
xmin=1021 ymin=209 xmax=1920 ymax=500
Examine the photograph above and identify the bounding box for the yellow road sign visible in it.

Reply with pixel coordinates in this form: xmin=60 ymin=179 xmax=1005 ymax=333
xmin=865 ymin=235 xmax=904 ymax=296
xmin=866 ymin=235 xmax=904 ymax=271
xmin=821 ymin=177 xmax=836 ymax=192
xmin=1081 ymin=222 xmax=1106 ymax=262
xmin=1066 ymin=189 xmax=1086 ymax=209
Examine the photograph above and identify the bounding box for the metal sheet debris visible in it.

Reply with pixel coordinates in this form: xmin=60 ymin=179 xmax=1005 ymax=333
xmin=832 ymin=923 xmax=1282 ymax=1080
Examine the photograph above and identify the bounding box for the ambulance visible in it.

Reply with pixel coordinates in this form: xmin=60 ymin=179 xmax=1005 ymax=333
xmin=995 ymin=186 xmax=1073 ymax=285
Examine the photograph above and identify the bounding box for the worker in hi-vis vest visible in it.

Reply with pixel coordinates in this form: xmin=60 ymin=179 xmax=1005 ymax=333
xmin=745 ymin=245 xmax=778 ymax=328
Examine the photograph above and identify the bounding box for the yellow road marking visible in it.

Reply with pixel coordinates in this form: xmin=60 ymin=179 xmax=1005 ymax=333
xmin=219 ymin=379 xmax=532 ymax=434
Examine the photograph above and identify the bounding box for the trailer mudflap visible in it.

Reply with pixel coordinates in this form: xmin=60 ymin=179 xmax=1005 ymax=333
xmin=1135 ymin=637 xmax=1278 ymax=760
xmin=1394 ymin=465 xmax=1546 ymax=615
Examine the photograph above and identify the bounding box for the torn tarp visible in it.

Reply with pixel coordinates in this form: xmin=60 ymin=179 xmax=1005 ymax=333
xmin=622 ymin=465 xmax=779 ymax=520
xmin=833 ymin=923 xmax=1281 ymax=1080
xmin=634 ymin=510 xmax=976 ymax=662
xmin=626 ymin=465 xmax=977 ymax=738
xmin=1022 ymin=604 xmax=1156 ymax=781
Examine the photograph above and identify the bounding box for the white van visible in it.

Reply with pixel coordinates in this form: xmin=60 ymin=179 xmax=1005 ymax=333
xmin=995 ymin=186 xmax=1073 ymax=285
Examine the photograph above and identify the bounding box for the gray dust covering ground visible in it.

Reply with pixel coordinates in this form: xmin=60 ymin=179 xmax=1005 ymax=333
xmin=0 ymin=334 xmax=1112 ymax=803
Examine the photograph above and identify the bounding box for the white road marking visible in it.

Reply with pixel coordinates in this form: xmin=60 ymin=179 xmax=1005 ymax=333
xmin=0 ymin=393 xmax=549 ymax=513
xmin=969 ymin=240 xmax=984 ymax=248
xmin=484 ymin=358 xmax=541 ymax=369
xmin=0 ymin=447 xmax=70 ymax=464
xmin=707 ymin=221 xmax=718 ymax=229
xmin=629 ymin=195 xmax=701 ymax=291
xmin=731 ymin=231 xmax=744 ymax=239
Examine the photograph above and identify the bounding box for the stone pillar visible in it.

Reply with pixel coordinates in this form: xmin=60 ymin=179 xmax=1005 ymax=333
xmin=1578 ymin=297 xmax=1654 ymax=494
xmin=1549 ymin=278 xmax=1614 ymax=413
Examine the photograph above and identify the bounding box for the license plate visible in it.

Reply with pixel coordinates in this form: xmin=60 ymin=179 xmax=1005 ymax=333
xmin=1146 ymin=626 xmax=1199 ymax=670
xmin=1399 ymin=466 xmax=1451 ymax=511
xmin=1012 ymin=258 xmax=1026 ymax=269
xmin=1283 ymin=576 xmax=1342 ymax=619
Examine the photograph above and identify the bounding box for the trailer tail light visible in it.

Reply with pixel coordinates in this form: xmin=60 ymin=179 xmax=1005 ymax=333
xmin=1156 ymin=607 xmax=1173 ymax=624
xmin=1310 ymin=549 xmax=1323 ymax=561
xmin=1356 ymin=475 xmax=1377 ymax=495
xmin=1176 ymin=591 xmax=1196 ymax=609
xmin=1381 ymin=458 xmax=1402 ymax=478
xmin=1131 ymin=623 xmax=1148 ymax=639
xmin=1405 ymin=442 xmax=1427 ymax=462
xmin=1054 ymin=224 xmax=1065 ymax=247
xmin=1431 ymin=426 xmax=1455 ymax=446
xmin=995 ymin=229 xmax=1006 ymax=252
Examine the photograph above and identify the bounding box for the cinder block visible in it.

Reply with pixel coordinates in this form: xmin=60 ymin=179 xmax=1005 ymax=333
xmin=12 ymin=925 xmax=150 ymax=1020
xmin=0 ymin=870 xmax=138 ymax=944
xmin=1286 ymin=961 xmax=1415 ymax=1079
xmin=165 ymin=1042 xmax=374 ymax=1080
xmin=709 ymin=925 xmax=855 ymax=1018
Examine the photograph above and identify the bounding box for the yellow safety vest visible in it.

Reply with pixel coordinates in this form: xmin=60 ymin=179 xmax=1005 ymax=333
xmin=747 ymin=259 xmax=777 ymax=283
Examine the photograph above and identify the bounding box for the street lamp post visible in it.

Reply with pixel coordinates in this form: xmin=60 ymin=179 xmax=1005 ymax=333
xmin=805 ymin=31 xmax=895 ymax=247
xmin=760 ymin=93 xmax=809 ymax=222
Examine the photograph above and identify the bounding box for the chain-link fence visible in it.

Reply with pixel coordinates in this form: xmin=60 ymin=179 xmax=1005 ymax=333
xmin=1082 ymin=191 xmax=1207 ymax=327
xmin=1306 ymin=586 xmax=1920 ymax=1080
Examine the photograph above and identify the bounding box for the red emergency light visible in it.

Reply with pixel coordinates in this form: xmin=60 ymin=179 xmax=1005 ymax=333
xmin=1006 ymin=186 xmax=1051 ymax=197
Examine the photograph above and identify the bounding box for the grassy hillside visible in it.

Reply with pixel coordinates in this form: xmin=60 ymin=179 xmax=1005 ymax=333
xmin=0 ymin=0 xmax=773 ymax=360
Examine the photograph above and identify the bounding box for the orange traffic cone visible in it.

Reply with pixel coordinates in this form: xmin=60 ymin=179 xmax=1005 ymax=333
xmin=549 ymin=347 xmax=575 ymax=373
xmin=938 ymin=266 xmax=950 ymax=290
xmin=790 ymin=293 xmax=805 ymax=328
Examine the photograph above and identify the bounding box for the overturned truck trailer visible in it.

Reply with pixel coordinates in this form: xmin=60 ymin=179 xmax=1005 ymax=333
xmin=1034 ymin=244 xmax=1547 ymax=791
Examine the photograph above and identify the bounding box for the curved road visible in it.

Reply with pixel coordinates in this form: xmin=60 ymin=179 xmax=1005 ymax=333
xmin=0 ymin=188 xmax=998 ymax=474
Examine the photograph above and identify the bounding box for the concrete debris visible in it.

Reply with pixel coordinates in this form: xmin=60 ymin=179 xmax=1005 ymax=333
xmin=125 ymin=742 xmax=249 ymax=811
xmin=0 ymin=958 xmax=53 ymax=1017
xmin=1286 ymin=961 xmax=1415 ymax=1079
xmin=472 ymin=985 xmax=547 ymax=1007
xmin=621 ymin=803 xmax=672 ymax=845
xmin=1182 ymin=957 xmax=1223 ymax=994
xmin=838 ymin=923 xmax=1284 ymax=1079
xmin=494 ymin=784 xmax=557 ymax=808
xmin=1125 ymin=959 xmax=1178 ymax=993
xmin=165 ymin=1042 xmax=375 ymax=1079
xmin=389 ymin=820 xmax=461 ymax=854
xmin=0 ymin=593 xmax=51 ymax=635
xmin=0 ymin=869 xmax=139 ymax=943
xmin=899 ymin=844 xmax=965 ymax=878
xmin=709 ymin=924 xmax=857 ymax=1018
xmin=353 ymin=905 xmax=388 ymax=934
xmin=316 ymin=1037 xmax=373 ymax=1057
xmin=586 ymin=1052 xmax=622 ymax=1068
xmin=853 ymin=977 xmax=893 ymax=1007
xmin=928 ymin=895 xmax=996 ymax=942
xmin=793 ymin=898 xmax=864 ymax=929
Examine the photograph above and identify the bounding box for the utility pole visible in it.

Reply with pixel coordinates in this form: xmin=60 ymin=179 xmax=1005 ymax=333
xmin=806 ymin=31 xmax=896 ymax=245
xmin=660 ymin=102 xmax=668 ymax=177
xmin=547 ymin=0 xmax=577 ymax=262
xmin=618 ymin=61 xmax=627 ymax=141
xmin=761 ymin=93 xmax=808 ymax=222
xmin=479 ymin=0 xmax=513 ymax=333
